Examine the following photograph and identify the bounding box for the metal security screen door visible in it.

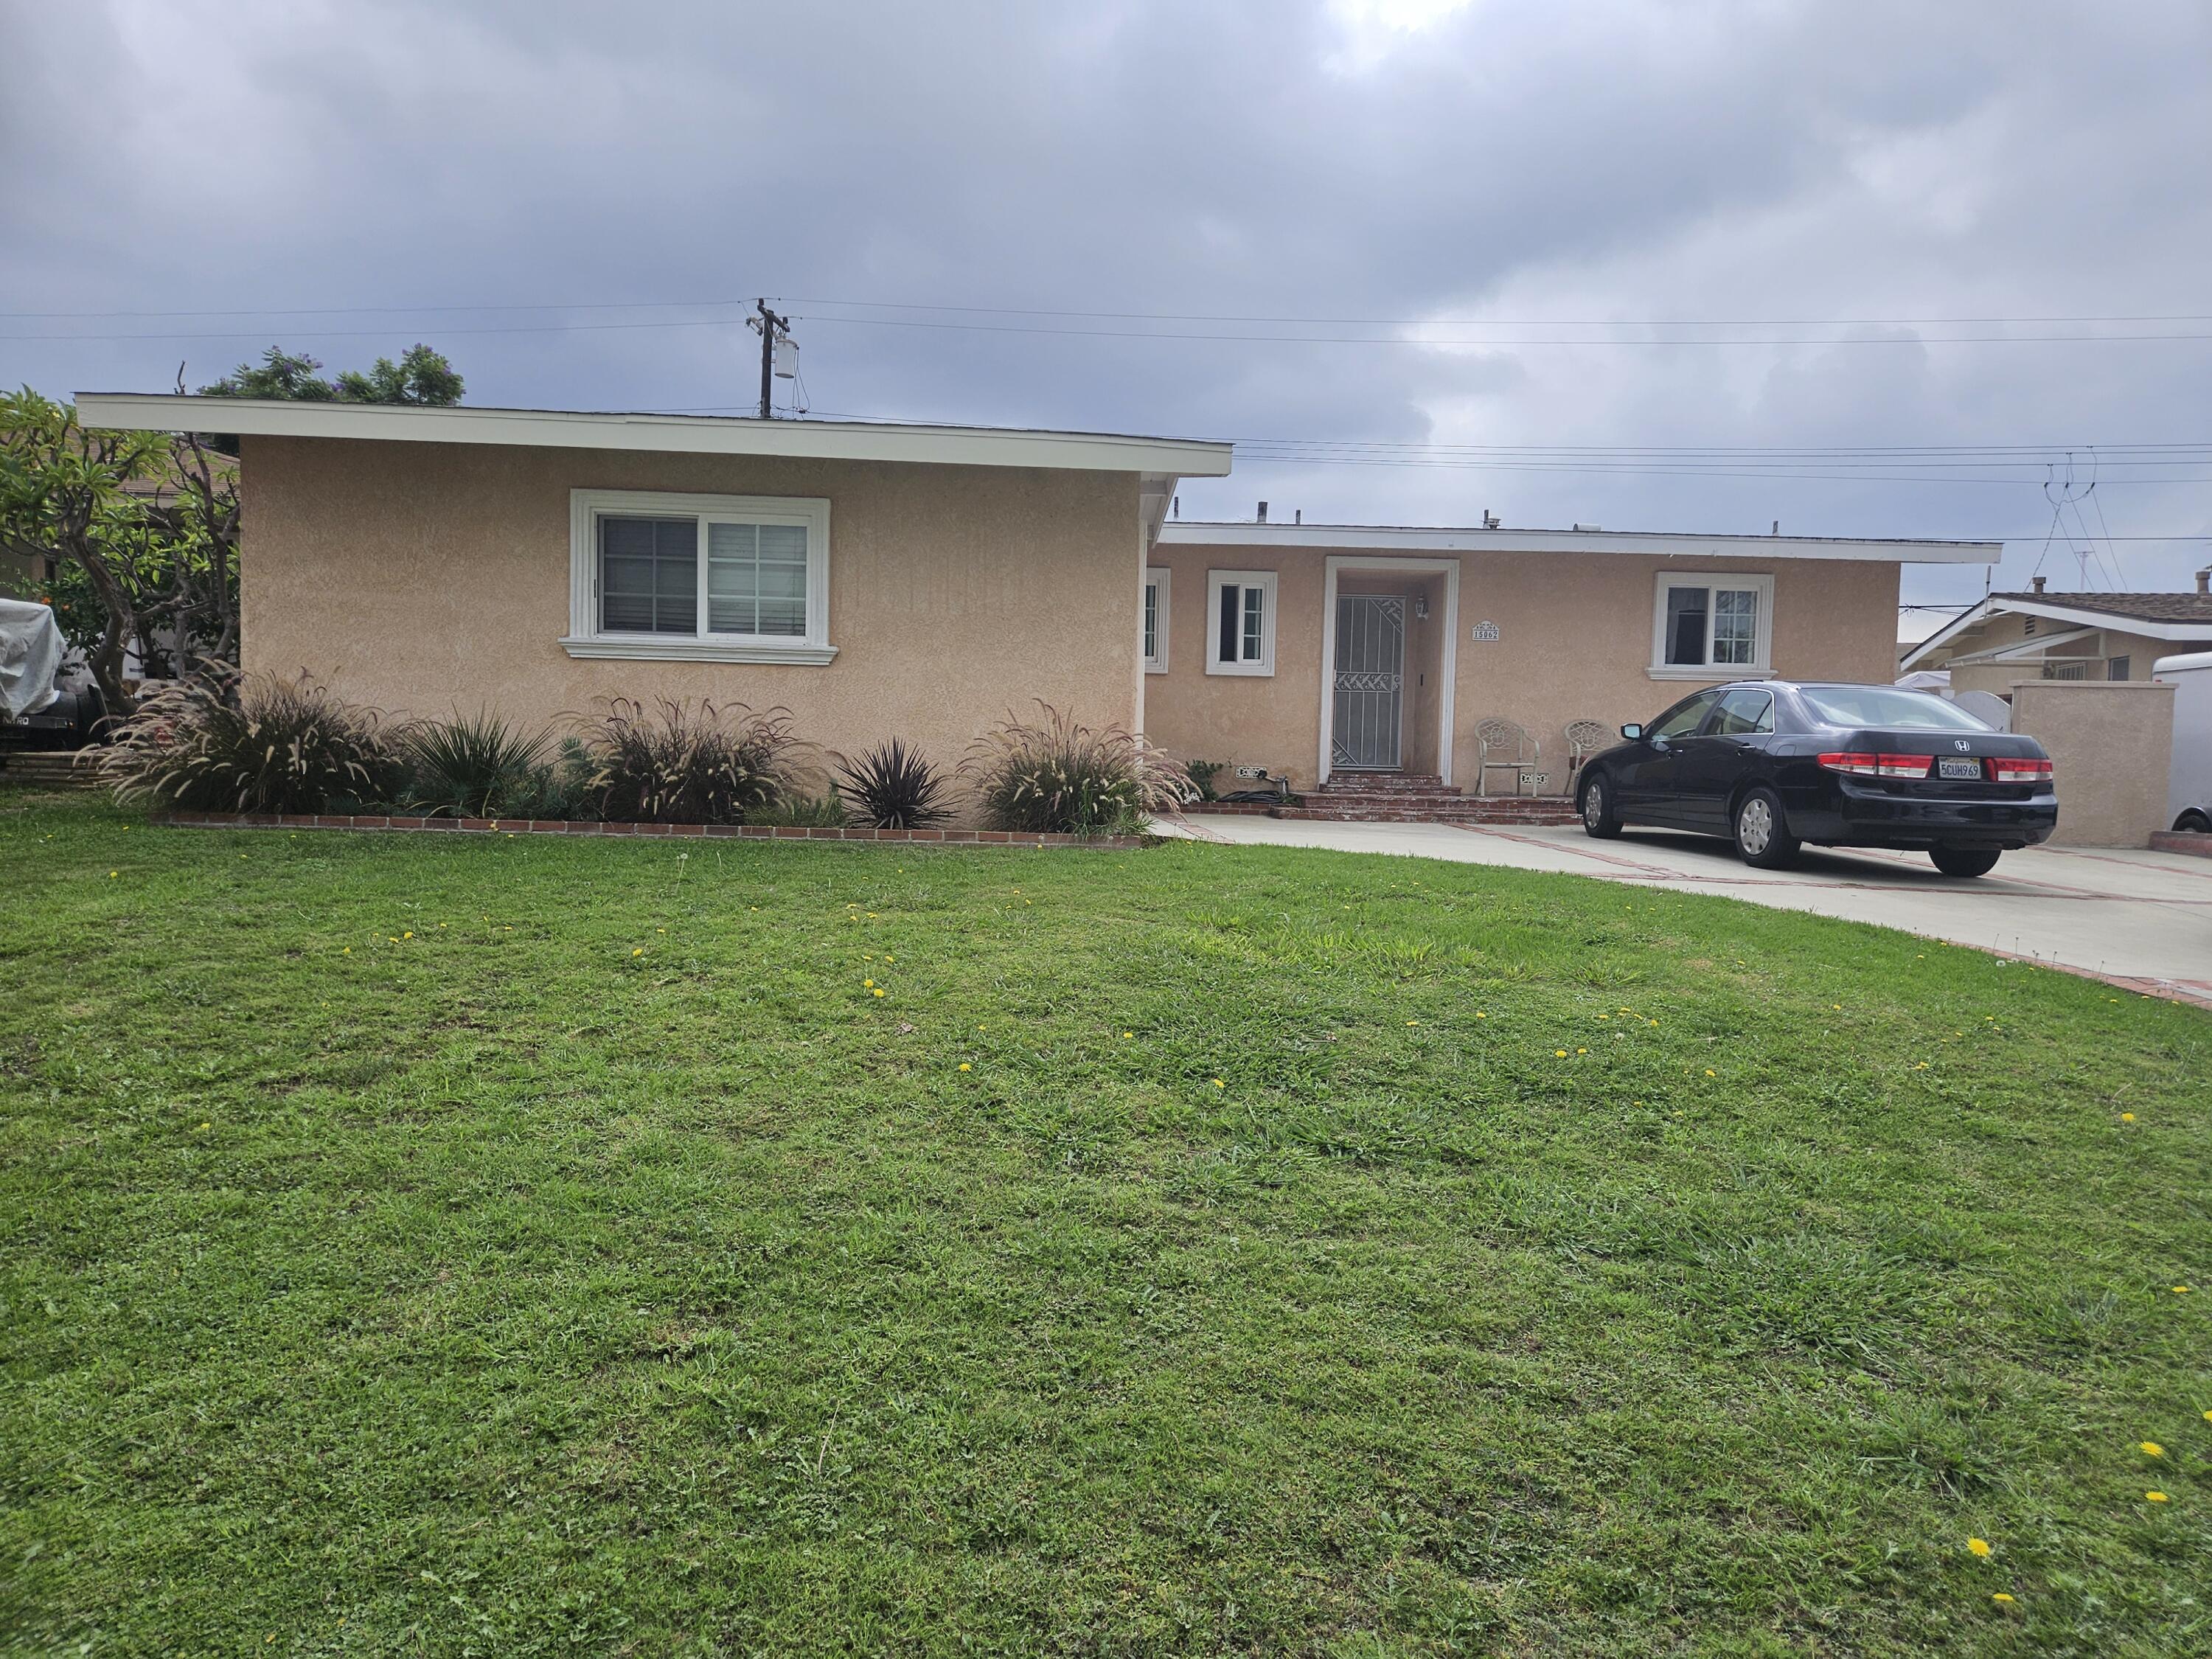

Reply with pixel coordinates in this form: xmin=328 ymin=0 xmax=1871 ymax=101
xmin=1332 ymin=595 xmax=1405 ymax=769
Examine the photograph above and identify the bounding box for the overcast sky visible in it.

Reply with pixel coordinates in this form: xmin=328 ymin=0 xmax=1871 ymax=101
xmin=5 ymin=0 xmax=2208 ymax=623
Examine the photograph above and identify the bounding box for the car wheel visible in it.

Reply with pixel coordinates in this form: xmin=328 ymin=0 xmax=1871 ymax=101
xmin=1732 ymin=787 xmax=1801 ymax=869
xmin=1930 ymin=846 xmax=2002 ymax=878
xmin=1579 ymin=773 xmax=1623 ymax=838
xmin=2177 ymin=809 xmax=2212 ymax=833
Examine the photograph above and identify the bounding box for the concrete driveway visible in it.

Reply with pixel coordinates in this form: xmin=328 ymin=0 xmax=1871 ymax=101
xmin=1168 ymin=813 xmax=2212 ymax=1007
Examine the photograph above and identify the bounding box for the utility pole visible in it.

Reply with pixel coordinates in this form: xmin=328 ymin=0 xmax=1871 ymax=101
xmin=750 ymin=299 xmax=793 ymax=420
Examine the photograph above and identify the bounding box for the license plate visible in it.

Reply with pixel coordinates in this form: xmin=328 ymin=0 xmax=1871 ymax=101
xmin=1938 ymin=757 xmax=1982 ymax=779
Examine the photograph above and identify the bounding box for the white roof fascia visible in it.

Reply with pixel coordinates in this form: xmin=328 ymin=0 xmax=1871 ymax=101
xmin=1899 ymin=597 xmax=2000 ymax=669
xmin=1950 ymin=625 xmax=2102 ymax=665
xmin=1158 ymin=521 xmax=1997 ymax=563
xmin=73 ymin=393 xmax=1235 ymax=477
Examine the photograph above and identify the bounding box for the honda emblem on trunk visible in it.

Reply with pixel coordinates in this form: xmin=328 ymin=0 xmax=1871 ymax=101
xmin=1954 ymin=740 xmax=1971 ymax=751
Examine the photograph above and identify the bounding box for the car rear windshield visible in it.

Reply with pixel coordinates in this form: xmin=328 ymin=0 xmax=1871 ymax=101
xmin=1799 ymin=686 xmax=1993 ymax=731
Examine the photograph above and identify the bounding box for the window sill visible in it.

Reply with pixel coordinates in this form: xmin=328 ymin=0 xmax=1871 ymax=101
xmin=1144 ymin=663 xmax=1168 ymax=675
xmin=1647 ymin=664 xmax=1766 ymax=681
xmin=1205 ymin=660 xmax=1275 ymax=678
xmin=560 ymin=636 xmax=840 ymax=666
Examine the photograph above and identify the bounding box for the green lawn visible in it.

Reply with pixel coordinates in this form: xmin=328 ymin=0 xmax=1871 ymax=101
xmin=3 ymin=790 xmax=2208 ymax=1657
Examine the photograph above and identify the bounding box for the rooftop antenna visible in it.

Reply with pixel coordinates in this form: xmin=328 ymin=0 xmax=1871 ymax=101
xmin=748 ymin=299 xmax=795 ymax=420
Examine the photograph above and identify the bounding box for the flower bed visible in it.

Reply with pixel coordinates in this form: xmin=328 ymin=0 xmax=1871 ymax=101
xmin=154 ymin=810 xmax=1144 ymax=847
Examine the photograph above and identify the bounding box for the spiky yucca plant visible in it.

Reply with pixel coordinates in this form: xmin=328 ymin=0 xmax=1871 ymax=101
xmin=98 ymin=668 xmax=403 ymax=814
xmin=834 ymin=738 xmax=951 ymax=830
xmin=961 ymin=703 xmax=1194 ymax=834
xmin=402 ymin=711 xmax=554 ymax=818
xmin=577 ymin=698 xmax=811 ymax=824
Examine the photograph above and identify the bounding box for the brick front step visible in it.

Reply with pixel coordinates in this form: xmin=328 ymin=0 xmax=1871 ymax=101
xmin=1273 ymin=803 xmax=1578 ymax=825
xmin=0 ymin=750 xmax=97 ymax=787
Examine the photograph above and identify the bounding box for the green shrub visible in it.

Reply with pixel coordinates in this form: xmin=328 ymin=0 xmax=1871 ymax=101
xmin=746 ymin=793 xmax=848 ymax=828
xmin=98 ymin=669 xmax=404 ymax=815
xmin=1185 ymin=759 xmax=1224 ymax=801
xmin=576 ymin=698 xmax=810 ymax=825
xmin=401 ymin=711 xmax=554 ymax=818
xmin=961 ymin=703 xmax=1194 ymax=834
xmin=835 ymin=738 xmax=951 ymax=829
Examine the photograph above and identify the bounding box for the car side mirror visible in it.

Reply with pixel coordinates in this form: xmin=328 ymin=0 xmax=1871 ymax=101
xmin=1619 ymin=723 xmax=1643 ymax=740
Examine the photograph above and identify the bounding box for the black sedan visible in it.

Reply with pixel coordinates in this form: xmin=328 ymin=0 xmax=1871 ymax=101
xmin=1575 ymin=681 xmax=2056 ymax=877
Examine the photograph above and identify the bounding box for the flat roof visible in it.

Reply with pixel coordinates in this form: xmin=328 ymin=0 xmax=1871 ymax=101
xmin=1158 ymin=520 xmax=2000 ymax=564
xmin=72 ymin=394 xmax=1235 ymax=477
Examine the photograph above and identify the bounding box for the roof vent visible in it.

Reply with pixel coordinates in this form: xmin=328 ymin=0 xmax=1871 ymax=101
xmin=1482 ymin=510 xmax=1500 ymax=529
xmin=2197 ymin=566 xmax=2210 ymax=595
xmin=2031 ymin=575 xmax=2047 ymax=594
xmin=1256 ymin=501 xmax=1268 ymax=524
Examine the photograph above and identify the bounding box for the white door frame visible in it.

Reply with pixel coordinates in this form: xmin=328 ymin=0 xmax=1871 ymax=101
xmin=1318 ymin=555 xmax=1460 ymax=786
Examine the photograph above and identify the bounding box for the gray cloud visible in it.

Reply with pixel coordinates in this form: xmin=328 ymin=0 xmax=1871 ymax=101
xmin=4 ymin=0 xmax=2207 ymax=611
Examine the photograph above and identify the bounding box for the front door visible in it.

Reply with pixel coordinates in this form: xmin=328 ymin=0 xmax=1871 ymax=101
xmin=1332 ymin=594 xmax=1405 ymax=770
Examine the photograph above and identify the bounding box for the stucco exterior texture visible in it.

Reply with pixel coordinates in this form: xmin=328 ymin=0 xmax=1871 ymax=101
xmin=2008 ymin=679 xmax=2176 ymax=846
xmin=240 ymin=437 xmax=1149 ymax=786
xmin=1141 ymin=543 xmax=1902 ymax=793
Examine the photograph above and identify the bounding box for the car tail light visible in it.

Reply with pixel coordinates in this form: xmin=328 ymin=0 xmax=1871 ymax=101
xmin=1990 ymin=757 xmax=2053 ymax=784
xmin=1818 ymin=751 xmax=1933 ymax=777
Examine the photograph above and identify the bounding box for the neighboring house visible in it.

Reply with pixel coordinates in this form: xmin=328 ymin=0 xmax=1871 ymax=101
xmin=1901 ymin=574 xmax=2212 ymax=696
xmin=77 ymin=392 xmax=1996 ymax=806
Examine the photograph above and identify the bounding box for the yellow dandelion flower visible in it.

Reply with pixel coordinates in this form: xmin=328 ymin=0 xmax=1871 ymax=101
xmin=2142 ymin=1441 xmax=2165 ymax=1457
xmin=631 ymin=948 xmax=643 ymax=956
xmin=2146 ymin=1490 xmax=2169 ymax=1503
xmin=872 ymin=988 xmax=886 ymax=998
xmin=108 ymin=870 xmax=118 ymax=878
xmin=863 ymin=978 xmax=875 ymax=987
xmin=1967 ymin=1537 xmax=1991 ymax=1557
xmin=2121 ymin=1112 xmax=2136 ymax=1122
xmin=1407 ymin=1020 xmax=1420 ymax=1027
xmin=403 ymin=931 xmax=413 ymax=939
xmin=1555 ymin=1049 xmax=1568 ymax=1058
xmin=1212 ymin=1078 xmax=1225 ymax=1088
xmin=2177 ymin=1286 xmax=2194 ymax=1295
xmin=958 ymin=1062 xmax=971 ymax=1071
xmin=1992 ymin=1592 xmax=2014 ymax=1604
xmin=1577 ymin=1047 xmax=1588 ymax=1054
xmin=1122 ymin=1032 xmax=1133 ymax=1039
xmin=1704 ymin=1068 xmax=1716 ymax=1077
xmin=1475 ymin=1011 xmax=1486 ymax=1018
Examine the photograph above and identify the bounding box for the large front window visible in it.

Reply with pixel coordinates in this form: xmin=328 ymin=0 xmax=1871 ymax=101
xmin=1652 ymin=573 xmax=1774 ymax=678
xmin=563 ymin=490 xmax=834 ymax=664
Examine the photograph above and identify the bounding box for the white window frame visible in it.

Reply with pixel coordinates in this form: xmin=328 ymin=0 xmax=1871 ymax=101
xmin=1142 ymin=566 xmax=1170 ymax=674
xmin=1649 ymin=571 xmax=1774 ymax=681
xmin=561 ymin=488 xmax=835 ymax=664
xmin=1206 ymin=568 xmax=1277 ymax=677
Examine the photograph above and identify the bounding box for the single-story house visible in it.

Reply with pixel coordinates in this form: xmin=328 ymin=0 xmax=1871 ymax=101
xmin=1901 ymin=575 xmax=2212 ymax=696
xmin=76 ymin=393 xmax=1998 ymax=809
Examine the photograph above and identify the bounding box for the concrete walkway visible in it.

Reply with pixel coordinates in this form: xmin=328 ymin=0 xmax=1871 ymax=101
xmin=1166 ymin=813 xmax=2212 ymax=1007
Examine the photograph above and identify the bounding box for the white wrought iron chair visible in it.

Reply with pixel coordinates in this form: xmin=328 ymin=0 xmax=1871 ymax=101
xmin=1474 ymin=717 xmax=1539 ymax=797
xmin=1565 ymin=720 xmax=1613 ymax=780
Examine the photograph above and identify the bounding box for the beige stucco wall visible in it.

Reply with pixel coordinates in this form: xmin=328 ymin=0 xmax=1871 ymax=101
xmin=1929 ymin=610 xmax=2173 ymax=695
xmin=240 ymin=436 xmax=1147 ymax=801
xmin=2008 ymin=679 xmax=2175 ymax=846
xmin=1143 ymin=544 xmax=1900 ymax=793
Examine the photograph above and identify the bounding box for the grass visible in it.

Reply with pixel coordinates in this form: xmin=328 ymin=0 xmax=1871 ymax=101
xmin=2 ymin=788 xmax=2208 ymax=1656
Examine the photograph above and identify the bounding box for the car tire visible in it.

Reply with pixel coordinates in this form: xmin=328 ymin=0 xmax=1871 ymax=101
xmin=1732 ymin=787 xmax=1800 ymax=869
xmin=1579 ymin=772 xmax=1623 ymax=838
xmin=2177 ymin=809 xmax=2212 ymax=833
xmin=1930 ymin=846 xmax=2002 ymax=878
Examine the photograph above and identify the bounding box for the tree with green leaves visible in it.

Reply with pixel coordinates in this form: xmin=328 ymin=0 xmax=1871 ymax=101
xmin=200 ymin=343 xmax=464 ymax=406
xmin=0 ymin=389 xmax=239 ymax=722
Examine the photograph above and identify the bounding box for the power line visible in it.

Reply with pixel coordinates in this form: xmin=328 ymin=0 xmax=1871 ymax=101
xmin=9 ymin=293 xmax=2211 ymax=327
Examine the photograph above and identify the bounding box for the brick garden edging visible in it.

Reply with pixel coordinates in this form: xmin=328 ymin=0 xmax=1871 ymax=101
xmin=155 ymin=811 xmax=1145 ymax=849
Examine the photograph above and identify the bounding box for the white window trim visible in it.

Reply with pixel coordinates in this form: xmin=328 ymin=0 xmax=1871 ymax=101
xmin=1649 ymin=570 xmax=1774 ymax=681
xmin=561 ymin=487 xmax=836 ymax=665
xmin=1206 ymin=568 xmax=1278 ymax=677
xmin=1142 ymin=566 xmax=1170 ymax=674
